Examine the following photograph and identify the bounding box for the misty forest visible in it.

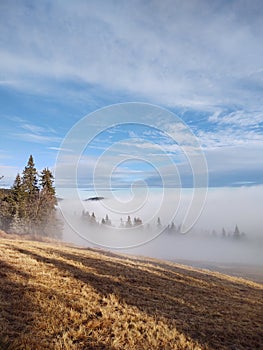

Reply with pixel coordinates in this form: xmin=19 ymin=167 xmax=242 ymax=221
xmin=81 ymin=209 xmax=245 ymax=240
xmin=0 ymin=155 xmax=246 ymax=244
xmin=0 ymin=155 xmax=62 ymax=238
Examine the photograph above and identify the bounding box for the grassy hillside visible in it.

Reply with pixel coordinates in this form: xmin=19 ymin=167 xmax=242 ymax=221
xmin=0 ymin=238 xmax=262 ymax=350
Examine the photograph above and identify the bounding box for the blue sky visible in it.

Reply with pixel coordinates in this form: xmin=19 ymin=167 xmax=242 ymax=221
xmin=0 ymin=0 xmax=263 ymax=189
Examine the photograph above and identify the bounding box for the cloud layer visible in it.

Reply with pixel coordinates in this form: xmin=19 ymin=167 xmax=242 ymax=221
xmin=0 ymin=1 xmax=263 ymax=187
xmin=1 ymin=0 xmax=263 ymax=109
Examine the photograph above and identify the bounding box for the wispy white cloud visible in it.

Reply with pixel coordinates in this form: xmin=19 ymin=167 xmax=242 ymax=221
xmin=48 ymin=146 xmax=73 ymax=152
xmin=208 ymin=110 xmax=263 ymax=128
xmin=13 ymin=132 xmax=62 ymax=144
xmin=5 ymin=115 xmax=27 ymax=123
xmin=197 ymin=108 xmax=263 ymax=150
xmin=0 ymin=1 xmax=263 ymax=110
xmin=118 ymin=139 xmax=182 ymax=155
xmin=197 ymin=128 xmax=263 ymax=149
xmin=21 ymin=123 xmax=49 ymax=134
xmin=8 ymin=118 xmax=62 ymax=145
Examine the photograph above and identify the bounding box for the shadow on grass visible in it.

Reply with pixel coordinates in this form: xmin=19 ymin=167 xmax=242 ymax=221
xmin=0 ymin=260 xmax=35 ymax=349
xmin=12 ymin=246 xmax=263 ymax=350
xmin=0 ymin=253 xmax=117 ymax=350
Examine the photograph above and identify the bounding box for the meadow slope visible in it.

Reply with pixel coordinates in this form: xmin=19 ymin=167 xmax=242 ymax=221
xmin=0 ymin=238 xmax=262 ymax=350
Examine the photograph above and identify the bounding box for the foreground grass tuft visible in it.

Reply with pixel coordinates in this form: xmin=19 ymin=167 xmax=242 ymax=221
xmin=0 ymin=238 xmax=262 ymax=349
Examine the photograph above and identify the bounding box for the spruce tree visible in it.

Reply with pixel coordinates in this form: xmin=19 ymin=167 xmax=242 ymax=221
xmin=37 ymin=168 xmax=61 ymax=238
xmin=9 ymin=174 xmax=26 ymax=233
xmin=90 ymin=212 xmax=97 ymax=225
xmin=21 ymin=155 xmax=39 ymax=233
xmin=12 ymin=174 xmax=22 ymax=200
xmin=22 ymin=155 xmax=39 ymax=196
xmin=40 ymin=168 xmax=56 ymax=198
xmin=126 ymin=215 xmax=132 ymax=227
xmin=11 ymin=174 xmax=26 ymax=218
xmin=233 ymin=225 xmax=240 ymax=240
xmin=120 ymin=218 xmax=124 ymax=228
xmin=22 ymin=155 xmax=39 ymax=234
xmin=105 ymin=214 xmax=111 ymax=226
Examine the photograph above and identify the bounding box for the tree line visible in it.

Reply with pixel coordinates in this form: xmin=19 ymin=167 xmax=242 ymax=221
xmin=81 ymin=211 xmax=143 ymax=228
xmin=81 ymin=209 xmax=245 ymax=240
xmin=0 ymin=155 xmax=62 ymax=238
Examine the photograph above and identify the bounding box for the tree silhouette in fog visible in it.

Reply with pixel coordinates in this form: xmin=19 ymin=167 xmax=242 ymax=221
xmin=0 ymin=155 xmax=62 ymax=238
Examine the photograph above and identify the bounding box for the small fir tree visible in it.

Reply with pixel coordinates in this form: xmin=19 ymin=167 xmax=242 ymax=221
xmin=233 ymin=225 xmax=240 ymax=240
xmin=126 ymin=215 xmax=132 ymax=227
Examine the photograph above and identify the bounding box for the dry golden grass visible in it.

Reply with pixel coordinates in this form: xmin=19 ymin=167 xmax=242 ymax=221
xmin=0 ymin=238 xmax=262 ymax=349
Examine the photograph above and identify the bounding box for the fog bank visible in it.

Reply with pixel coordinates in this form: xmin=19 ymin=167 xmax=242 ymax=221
xmin=60 ymin=185 xmax=263 ymax=265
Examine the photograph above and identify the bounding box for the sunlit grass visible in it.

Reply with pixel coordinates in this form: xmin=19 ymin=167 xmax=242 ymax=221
xmin=0 ymin=237 xmax=262 ymax=349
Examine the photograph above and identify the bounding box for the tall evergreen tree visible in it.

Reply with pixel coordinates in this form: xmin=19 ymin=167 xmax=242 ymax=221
xmin=8 ymin=173 xmax=26 ymax=232
xmin=40 ymin=168 xmax=56 ymax=198
xmin=21 ymin=155 xmax=39 ymax=233
xmin=11 ymin=174 xmax=26 ymax=217
xmin=22 ymin=155 xmax=39 ymax=195
xmin=37 ymin=168 xmax=61 ymax=238
xmin=12 ymin=174 xmax=22 ymax=200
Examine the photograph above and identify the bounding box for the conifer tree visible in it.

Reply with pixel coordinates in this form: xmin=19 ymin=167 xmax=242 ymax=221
xmin=8 ymin=174 xmax=26 ymax=232
xmin=120 ymin=217 xmax=124 ymax=228
xmin=37 ymin=168 xmax=61 ymax=237
xmin=21 ymin=155 xmax=39 ymax=233
xmin=90 ymin=212 xmax=97 ymax=224
xmin=233 ymin=225 xmax=240 ymax=240
xmin=11 ymin=174 xmax=26 ymax=218
xmin=105 ymin=214 xmax=111 ymax=226
xmin=40 ymin=168 xmax=56 ymax=197
xmin=22 ymin=155 xmax=39 ymax=196
xmin=12 ymin=174 xmax=22 ymax=201
xmin=126 ymin=215 xmax=132 ymax=227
